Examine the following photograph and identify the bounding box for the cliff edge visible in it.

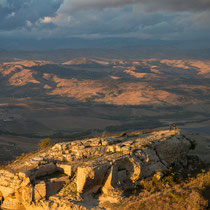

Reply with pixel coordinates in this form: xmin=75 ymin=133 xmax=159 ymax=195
xmin=0 ymin=129 xmax=196 ymax=209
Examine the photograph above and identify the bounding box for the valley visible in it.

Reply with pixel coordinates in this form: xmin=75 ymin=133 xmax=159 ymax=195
xmin=0 ymin=57 xmax=210 ymax=162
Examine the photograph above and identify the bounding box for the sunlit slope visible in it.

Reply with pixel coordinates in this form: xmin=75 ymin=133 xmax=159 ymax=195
xmin=0 ymin=58 xmax=210 ymax=106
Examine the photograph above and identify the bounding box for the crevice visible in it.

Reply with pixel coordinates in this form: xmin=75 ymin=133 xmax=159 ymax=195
xmin=153 ymin=147 xmax=169 ymax=169
xmin=95 ymin=165 xmax=112 ymax=195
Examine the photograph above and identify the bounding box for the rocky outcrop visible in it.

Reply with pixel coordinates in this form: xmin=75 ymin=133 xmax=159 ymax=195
xmin=0 ymin=130 xmax=193 ymax=209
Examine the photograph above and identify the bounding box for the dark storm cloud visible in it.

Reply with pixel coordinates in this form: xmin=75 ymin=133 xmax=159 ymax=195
xmin=0 ymin=0 xmax=209 ymax=44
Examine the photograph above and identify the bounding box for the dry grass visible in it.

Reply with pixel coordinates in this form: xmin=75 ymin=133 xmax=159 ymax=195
xmin=103 ymin=169 xmax=210 ymax=210
xmin=60 ymin=181 xmax=77 ymax=197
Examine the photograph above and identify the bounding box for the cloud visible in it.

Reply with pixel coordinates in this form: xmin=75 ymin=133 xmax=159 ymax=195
xmin=0 ymin=0 xmax=209 ymax=45
xmin=40 ymin=14 xmax=72 ymax=27
xmin=7 ymin=12 xmax=15 ymax=18
xmin=0 ymin=0 xmax=8 ymax=7
xmin=0 ymin=0 xmax=63 ymax=30
xmin=40 ymin=16 xmax=54 ymax=23
xmin=57 ymin=0 xmax=210 ymax=13
xmin=26 ymin=20 xmax=32 ymax=27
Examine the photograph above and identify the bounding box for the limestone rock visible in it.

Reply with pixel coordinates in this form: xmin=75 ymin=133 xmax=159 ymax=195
xmin=46 ymin=176 xmax=68 ymax=198
xmin=21 ymin=184 xmax=33 ymax=204
xmin=0 ymin=129 xmax=195 ymax=209
xmin=1 ymin=197 xmax=22 ymax=210
xmin=155 ymin=135 xmax=191 ymax=167
xmin=77 ymin=162 xmax=110 ymax=194
xmin=0 ymin=186 xmax=15 ymax=197
xmin=34 ymin=181 xmax=47 ymax=201
xmin=34 ymin=162 xmax=58 ymax=178
xmin=140 ymin=148 xmax=167 ymax=178
xmin=57 ymin=163 xmax=74 ymax=177
xmin=102 ymin=166 xmax=118 ymax=195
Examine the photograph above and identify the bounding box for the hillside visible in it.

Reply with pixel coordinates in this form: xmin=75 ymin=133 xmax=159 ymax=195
xmin=0 ymin=59 xmax=210 ymax=106
xmin=1 ymin=129 xmax=209 ymax=210
xmin=0 ymin=58 xmax=209 ymax=138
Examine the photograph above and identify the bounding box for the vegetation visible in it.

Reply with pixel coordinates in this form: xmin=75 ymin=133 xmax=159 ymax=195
xmin=105 ymin=168 xmax=210 ymax=210
xmin=39 ymin=138 xmax=51 ymax=149
xmin=60 ymin=181 xmax=77 ymax=197
xmin=189 ymin=139 xmax=197 ymax=150
xmin=119 ymin=132 xmax=127 ymax=137
xmin=182 ymin=135 xmax=197 ymax=150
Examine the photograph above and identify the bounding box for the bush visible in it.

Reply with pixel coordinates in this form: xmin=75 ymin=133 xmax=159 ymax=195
xmin=189 ymin=139 xmax=197 ymax=150
xmin=60 ymin=181 xmax=77 ymax=196
xmin=120 ymin=132 xmax=127 ymax=137
xmin=39 ymin=138 xmax=51 ymax=149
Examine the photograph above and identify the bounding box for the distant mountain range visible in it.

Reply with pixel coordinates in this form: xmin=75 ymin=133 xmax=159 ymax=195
xmin=0 ymin=47 xmax=210 ymax=64
xmin=0 ymin=37 xmax=210 ymax=52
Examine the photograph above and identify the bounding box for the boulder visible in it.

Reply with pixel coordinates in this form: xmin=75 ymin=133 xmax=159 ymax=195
xmin=76 ymin=162 xmax=110 ymax=194
xmin=101 ymin=166 xmax=123 ymax=203
xmin=20 ymin=177 xmax=31 ymax=187
xmin=1 ymin=197 xmax=22 ymax=209
xmin=102 ymin=166 xmax=118 ymax=195
xmin=139 ymin=148 xmax=167 ymax=178
xmin=34 ymin=181 xmax=47 ymax=201
xmin=155 ymin=135 xmax=191 ymax=167
xmin=34 ymin=162 xmax=58 ymax=178
xmin=21 ymin=184 xmax=33 ymax=204
xmin=57 ymin=163 xmax=76 ymax=177
xmin=46 ymin=176 xmax=68 ymax=198
xmin=0 ymin=170 xmax=15 ymax=179
xmin=114 ymin=156 xmax=142 ymax=184
xmin=0 ymin=186 xmax=15 ymax=197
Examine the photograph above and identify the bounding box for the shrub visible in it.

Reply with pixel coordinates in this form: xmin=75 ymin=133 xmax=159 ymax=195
xmin=189 ymin=139 xmax=197 ymax=150
xmin=60 ymin=181 xmax=77 ymax=196
xmin=120 ymin=132 xmax=127 ymax=137
xmin=15 ymin=153 xmax=26 ymax=161
xmin=39 ymin=138 xmax=51 ymax=149
xmin=102 ymin=131 xmax=107 ymax=138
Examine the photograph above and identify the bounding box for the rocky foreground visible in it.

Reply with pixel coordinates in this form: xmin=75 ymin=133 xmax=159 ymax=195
xmin=0 ymin=129 xmax=195 ymax=209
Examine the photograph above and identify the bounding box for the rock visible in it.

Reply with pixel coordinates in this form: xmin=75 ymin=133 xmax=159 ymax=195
xmin=102 ymin=137 xmax=119 ymax=146
xmin=21 ymin=185 xmax=33 ymax=204
xmin=0 ymin=186 xmax=15 ymax=197
xmin=100 ymin=166 xmax=123 ymax=203
xmin=18 ymin=171 xmax=33 ymax=179
xmin=20 ymin=177 xmax=31 ymax=187
xmin=1 ymin=197 xmax=22 ymax=209
xmin=117 ymin=170 xmax=127 ymax=184
xmin=155 ymin=135 xmax=191 ymax=167
xmin=0 ymin=129 xmax=195 ymax=209
xmin=139 ymin=148 xmax=167 ymax=178
xmin=106 ymin=146 xmax=116 ymax=153
xmin=46 ymin=176 xmax=68 ymax=198
xmin=34 ymin=181 xmax=47 ymax=201
xmin=114 ymin=156 xmax=141 ymax=184
xmin=34 ymin=162 xmax=58 ymax=178
xmin=77 ymin=162 xmax=110 ymax=194
xmin=57 ymin=163 xmax=73 ymax=176
xmin=0 ymin=170 xmax=15 ymax=179
xmin=32 ymin=157 xmax=44 ymax=162
xmin=102 ymin=166 xmax=118 ymax=195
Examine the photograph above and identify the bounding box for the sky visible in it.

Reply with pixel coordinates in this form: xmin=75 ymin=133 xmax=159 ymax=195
xmin=0 ymin=0 xmax=210 ymax=49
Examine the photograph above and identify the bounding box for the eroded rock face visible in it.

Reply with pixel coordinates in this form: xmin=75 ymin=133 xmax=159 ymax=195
xmin=0 ymin=130 xmax=193 ymax=209
xmin=77 ymin=162 xmax=110 ymax=194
